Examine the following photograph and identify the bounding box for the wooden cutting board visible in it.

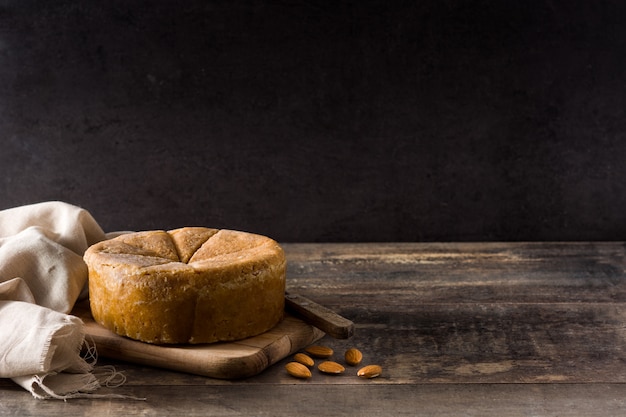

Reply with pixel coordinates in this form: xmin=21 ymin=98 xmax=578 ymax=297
xmin=73 ymin=302 xmax=325 ymax=379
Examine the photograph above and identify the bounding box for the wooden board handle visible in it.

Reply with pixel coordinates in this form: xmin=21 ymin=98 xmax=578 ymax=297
xmin=285 ymin=292 xmax=355 ymax=339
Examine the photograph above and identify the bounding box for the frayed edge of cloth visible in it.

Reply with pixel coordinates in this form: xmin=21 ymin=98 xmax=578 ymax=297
xmin=15 ymin=338 xmax=146 ymax=401
xmin=28 ymin=367 xmax=146 ymax=401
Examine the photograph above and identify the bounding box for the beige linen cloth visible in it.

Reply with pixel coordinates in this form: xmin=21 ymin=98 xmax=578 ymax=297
xmin=0 ymin=201 xmax=135 ymax=399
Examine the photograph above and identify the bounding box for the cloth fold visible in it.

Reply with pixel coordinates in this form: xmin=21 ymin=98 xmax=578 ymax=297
xmin=0 ymin=201 xmax=134 ymax=399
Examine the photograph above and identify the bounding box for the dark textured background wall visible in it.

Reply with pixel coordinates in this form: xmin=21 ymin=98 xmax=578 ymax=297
xmin=1 ymin=1 xmax=625 ymax=242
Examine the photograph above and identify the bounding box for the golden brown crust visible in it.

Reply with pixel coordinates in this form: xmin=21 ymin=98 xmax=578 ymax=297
xmin=84 ymin=228 xmax=286 ymax=344
xmin=169 ymin=227 xmax=219 ymax=263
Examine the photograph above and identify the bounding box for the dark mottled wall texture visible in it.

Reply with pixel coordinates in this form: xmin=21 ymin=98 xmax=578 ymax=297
xmin=1 ymin=1 xmax=625 ymax=242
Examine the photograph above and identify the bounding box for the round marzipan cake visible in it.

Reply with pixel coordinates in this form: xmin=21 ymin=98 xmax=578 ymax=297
xmin=83 ymin=227 xmax=286 ymax=344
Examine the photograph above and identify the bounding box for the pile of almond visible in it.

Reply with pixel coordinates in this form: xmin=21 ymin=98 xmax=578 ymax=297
xmin=285 ymin=344 xmax=382 ymax=380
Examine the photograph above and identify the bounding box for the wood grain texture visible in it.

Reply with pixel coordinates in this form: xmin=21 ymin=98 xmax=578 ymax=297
xmin=2 ymin=242 xmax=626 ymax=416
xmin=284 ymin=292 xmax=355 ymax=339
xmin=3 ymin=384 xmax=626 ymax=417
xmin=283 ymin=242 xmax=626 ymax=385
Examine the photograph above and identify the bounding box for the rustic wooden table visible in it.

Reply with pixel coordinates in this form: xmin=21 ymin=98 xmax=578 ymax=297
xmin=2 ymin=242 xmax=626 ymax=416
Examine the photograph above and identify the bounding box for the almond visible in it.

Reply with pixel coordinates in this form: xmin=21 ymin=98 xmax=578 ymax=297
xmin=305 ymin=345 xmax=334 ymax=358
xmin=318 ymin=361 xmax=345 ymax=374
xmin=357 ymin=364 xmax=382 ymax=379
xmin=344 ymin=348 xmax=363 ymax=366
xmin=294 ymin=352 xmax=315 ymax=367
xmin=285 ymin=362 xmax=312 ymax=379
